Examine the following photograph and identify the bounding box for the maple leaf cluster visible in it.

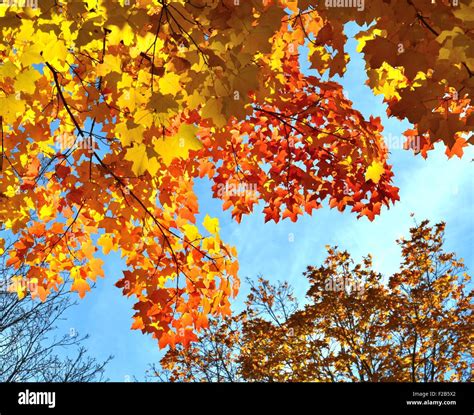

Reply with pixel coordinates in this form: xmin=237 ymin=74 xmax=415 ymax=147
xmin=0 ymin=1 xmax=470 ymax=346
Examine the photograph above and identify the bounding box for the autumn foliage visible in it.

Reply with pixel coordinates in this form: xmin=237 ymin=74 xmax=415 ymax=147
xmin=0 ymin=1 xmax=472 ymax=347
xmin=153 ymin=221 xmax=473 ymax=382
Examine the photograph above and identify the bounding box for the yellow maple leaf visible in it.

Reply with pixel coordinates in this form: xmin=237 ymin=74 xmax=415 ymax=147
xmin=365 ymin=160 xmax=385 ymax=183
xmin=14 ymin=67 xmax=42 ymax=95
xmin=0 ymin=61 xmax=18 ymax=78
xmin=0 ymin=95 xmax=26 ymax=123
xmin=96 ymin=54 xmax=122 ymax=77
xmin=203 ymin=214 xmax=219 ymax=235
xmin=38 ymin=32 xmax=69 ymax=68
xmin=108 ymin=23 xmax=135 ymax=46
xmin=154 ymin=124 xmax=203 ymax=166
xmin=124 ymin=143 xmax=160 ymax=176
xmin=158 ymin=72 xmax=181 ymax=95
xmin=98 ymin=234 xmax=115 ymax=255
xmin=115 ymin=121 xmax=145 ymax=147
xmin=39 ymin=204 xmax=54 ymax=220
xmin=183 ymin=223 xmax=200 ymax=241
xmin=124 ymin=143 xmax=148 ymax=176
xmin=19 ymin=44 xmax=43 ymax=67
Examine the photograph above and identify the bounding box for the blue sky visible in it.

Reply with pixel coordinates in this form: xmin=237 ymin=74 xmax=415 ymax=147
xmin=55 ymin=23 xmax=474 ymax=381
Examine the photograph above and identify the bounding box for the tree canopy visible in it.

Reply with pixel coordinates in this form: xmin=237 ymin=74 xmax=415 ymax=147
xmin=0 ymin=0 xmax=472 ymax=347
xmin=152 ymin=220 xmax=473 ymax=382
